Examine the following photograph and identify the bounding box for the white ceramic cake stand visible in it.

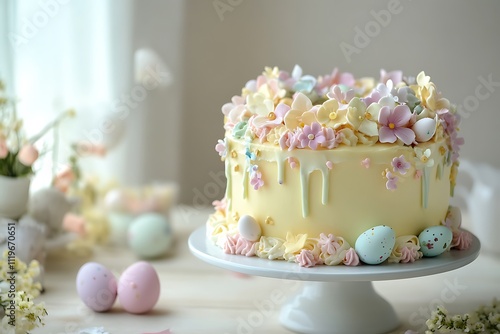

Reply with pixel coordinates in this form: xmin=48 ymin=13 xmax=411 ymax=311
xmin=188 ymin=227 xmax=480 ymax=334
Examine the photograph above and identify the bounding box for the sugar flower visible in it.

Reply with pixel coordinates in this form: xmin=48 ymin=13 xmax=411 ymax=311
xmin=215 ymin=139 xmax=226 ymax=157
xmin=391 ymin=155 xmax=411 ymax=175
xmin=317 ymin=233 xmax=351 ymax=266
xmin=380 ymin=69 xmax=403 ymax=85
xmin=327 ymin=85 xmax=356 ymax=107
xmin=283 ymin=232 xmax=308 ymax=255
xmin=362 ymin=80 xmax=396 ymax=106
xmin=232 ymin=121 xmax=248 ymax=139
xmin=298 ymin=122 xmax=326 ymax=150
xmin=388 ymin=235 xmax=422 ymax=263
xmin=378 ymin=105 xmax=415 ymax=145
xmin=316 ymin=68 xmax=355 ymax=95
xmin=316 ymin=99 xmax=349 ymax=129
xmin=284 ymin=93 xmax=317 ymax=130
xmin=414 ymin=147 xmax=434 ymax=169
xmin=212 ymin=197 xmax=227 ymax=213
xmin=291 ymin=65 xmax=318 ymax=95
xmin=251 ymin=103 xmax=289 ymax=130
xmin=385 ymin=170 xmax=398 ymax=190
xmin=318 ymin=233 xmax=342 ymax=255
xmin=246 ymin=92 xmax=274 ymax=117
xmin=321 ymin=127 xmax=342 ymax=149
xmin=249 ymin=166 xmax=264 ymax=190
xmin=346 ymin=97 xmax=381 ymax=137
xmin=361 ymin=158 xmax=371 ymax=168
xmin=279 ymin=128 xmax=303 ymax=151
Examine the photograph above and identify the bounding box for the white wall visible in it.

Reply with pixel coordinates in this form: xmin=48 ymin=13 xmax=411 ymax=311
xmin=176 ymin=0 xmax=500 ymax=203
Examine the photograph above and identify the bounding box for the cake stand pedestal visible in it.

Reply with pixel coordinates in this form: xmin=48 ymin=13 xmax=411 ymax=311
xmin=188 ymin=227 xmax=480 ymax=334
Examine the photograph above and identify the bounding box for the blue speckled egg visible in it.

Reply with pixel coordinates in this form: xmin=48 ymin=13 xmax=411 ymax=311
xmin=355 ymin=225 xmax=396 ymax=265
xmin=418 ymin=226 xmax=453 ymax=257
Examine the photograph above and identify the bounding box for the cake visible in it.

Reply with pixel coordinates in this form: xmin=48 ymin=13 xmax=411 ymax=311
xmin=208 ymin=65 xmax=472 ymax=267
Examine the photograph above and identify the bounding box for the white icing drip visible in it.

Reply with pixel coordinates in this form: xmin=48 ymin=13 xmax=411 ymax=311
xmin=225 ymin=144 xmax=232 ymax=211
xmin=276 ymin=152 xmax=285 ymax=184
xmin=242 ymin=165 xmax=249 ymax=199
xmin=299 ymin=167 xmax=310 ymax=217
xmin=320 ymin=167 xmax=329 ymax=205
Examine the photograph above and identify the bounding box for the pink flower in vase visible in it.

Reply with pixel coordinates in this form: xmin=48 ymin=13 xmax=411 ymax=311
xmin=0 ymin=137 xmax=8 ymax=158
xmin=17 ymin=144 xmax=39 ymax=166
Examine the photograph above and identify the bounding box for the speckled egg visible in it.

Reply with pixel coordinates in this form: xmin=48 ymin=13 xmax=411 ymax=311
xmin=418 ymin=226 xmax=453 ymax=257
xmin=118 ymin=261 xmax=160 ymax=314
xmin=355 ymin=225 xmax=396 ymax=265
xmin=237 ymin=215 xmax=261 ymax=241
xmin=76 ymin=262 xmax=117 ymax=312
xmin=128 ymin=213 xmax=173 ymax=258
xmin=412 ymin=118 xmax=436 ymax=142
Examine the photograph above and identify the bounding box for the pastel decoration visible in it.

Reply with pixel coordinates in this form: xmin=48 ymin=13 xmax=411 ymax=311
xmin=118 ymin=261 xmax=160 ymax=314
xmin=418 ymin=226 xmax=453 ymax=257
xmin=76 ymin=262 xmax=117 ymax=312
xmin=412 ymin=117 xmax=437 ymax=142
xmin=62 ymin=213 xmax=87 ymax=236
xmin=128 ymin=213 xmax=173 ymax=258
xmin=107 ymin=212 xmax=135 ymax=245
xmin=237 ymin=215 xmax=261 ymax=241
xmin=355 ymin=225 xmax=396 ymax=265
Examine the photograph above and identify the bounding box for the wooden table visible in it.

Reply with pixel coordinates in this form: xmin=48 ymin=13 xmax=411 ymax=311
xmin=35 ymin=207 xmax=500 ymax=334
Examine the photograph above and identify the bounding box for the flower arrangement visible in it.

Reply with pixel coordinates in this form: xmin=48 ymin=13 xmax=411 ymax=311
xmin=404 ymin=298 xmax=500 ymax=333
xmin=218 ymin=65 xmax=463 ymax=164
xmin=0 ymin=80 xmax=74 ymax=178
xmin=0 ymin=252 xmax=47 ymax=333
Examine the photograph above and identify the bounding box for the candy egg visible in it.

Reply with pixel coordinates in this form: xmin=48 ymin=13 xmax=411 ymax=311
xmin=355 ymin=225 xmax=396 ymax=265
xmin=128 ymin=213 xmax=173 ymax=258
xmin=418 ymin=226 xmax=453 ymax=257
xmin=412 ymin=118 xmax=436 ymax=142
xmin=76 ymin=262 xmax=117 ymax=312
xmin=237 ymin=215 xmax=261 ymax=241
xmin=118 ymin=261 xmax=160 ymax=314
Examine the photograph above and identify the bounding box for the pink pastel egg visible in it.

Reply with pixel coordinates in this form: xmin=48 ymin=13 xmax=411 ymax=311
xmin=76 ymin=262 xmax=117 ymax=312
xmin=118 ymin=261 xmax=160 ymax=314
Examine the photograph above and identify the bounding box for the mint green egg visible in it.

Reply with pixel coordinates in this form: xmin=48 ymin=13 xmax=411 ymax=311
xmin=128 ymin=213 xmax=173 ymax=258
xmin=418 ymin=226 xmax=453 ymax=257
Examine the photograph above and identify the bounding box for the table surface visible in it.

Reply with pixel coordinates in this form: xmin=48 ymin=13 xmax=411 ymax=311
xmin=34 ymin=207 xmax=500 ymax=334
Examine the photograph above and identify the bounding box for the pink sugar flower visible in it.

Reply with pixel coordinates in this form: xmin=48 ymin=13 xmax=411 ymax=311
xmin=212 ymin=197 xmax=227 ymax=212
xmin=321 ymin=127 xmax=342 ymax=149
xmin=318 ymin=233 xmax=341 ymax=255
xmin=361 ymin=158 xmax=371 ymax=169
xmin=385 ymin=170 xmax=398 ymax=190
xmin=215 ymin=139 xmax=227 ymax=157
xmin=391 ymin=155 xmax=411 ymax=175
xmin=252 ymin=103 xmax=290 ymax=131
xmin=250 ymin=168 xmax=264 ymax=190
xmin=327 ymin=85 xmax=356 ymax=106
xmin=279 ymin=129 xmax=303 ymax=151
xmin=452 ymin=229 xmax=472 ymax=250
xmin=378 ymin=105 xmax=415 ymax=145
xmin=380 ymin=69 xmax=403 ymax=85
xmin=399 ymin=246 xmax=422 ymax=263
xmin=298 ymin=122 xmax=325 ymax=150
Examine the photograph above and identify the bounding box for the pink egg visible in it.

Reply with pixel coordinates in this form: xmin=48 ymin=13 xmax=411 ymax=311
xmin=118 ymin=261 xmax=160 ymax=314
xmin=76 ymin=262 xmax=117 ymax=312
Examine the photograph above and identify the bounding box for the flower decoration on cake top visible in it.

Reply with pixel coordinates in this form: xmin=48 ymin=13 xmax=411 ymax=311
xmin=218 ymin=65 xmax=462 ymax=162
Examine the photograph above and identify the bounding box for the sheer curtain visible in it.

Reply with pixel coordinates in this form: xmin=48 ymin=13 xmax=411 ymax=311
xmin=0 ymin=0 xmax=184 ymax=192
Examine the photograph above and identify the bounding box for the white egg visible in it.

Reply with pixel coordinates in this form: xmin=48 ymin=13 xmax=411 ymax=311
xmin=418 ymin=226 xmax=453 ymax=257
xmin=355 ymin=225 xmax=396 ymax=265
xmin=238 ymin=215 xmax=261 ymax=241
xmin=412 ymin=118 xmax=436 ymax=142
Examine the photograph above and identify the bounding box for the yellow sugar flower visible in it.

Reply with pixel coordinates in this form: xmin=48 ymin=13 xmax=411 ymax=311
xmin=346 ymin=97 xmax=381 ymax=137
xmin=284 ymin=232 xmax=308 ymax=255
xmin=317 ymin=99 xmax=348 ymax=129
xmin=284 ymin=92 xmax=317 ymax=129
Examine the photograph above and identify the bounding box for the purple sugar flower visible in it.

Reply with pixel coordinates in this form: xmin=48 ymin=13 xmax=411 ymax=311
xmin=215 ymin=139 xmax=226 ymax=157
xmin=391 ymin=155 xmax=411 ymax=175
xmin=321 ymin=127 xmax=342 ymax=149
xmin=378 ymin=105 xmax=415 ymax=145
xmin=386 ymin=171 xmax=398 ymax=190
xmin=250 ymin=168 xmax=264 ymax=190
xmin=298 ymin=122 xmax=325 ymax=150
xmin=327 ymin=85 xmax=356 ymax=106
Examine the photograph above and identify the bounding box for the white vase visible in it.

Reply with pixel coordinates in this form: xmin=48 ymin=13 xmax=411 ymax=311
xmin=0 ymin=175 xmax=31 ymax=219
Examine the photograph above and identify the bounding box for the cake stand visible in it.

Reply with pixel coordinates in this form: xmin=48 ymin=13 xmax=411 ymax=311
xmin=188 ymin=227 xmax=480 ymax=334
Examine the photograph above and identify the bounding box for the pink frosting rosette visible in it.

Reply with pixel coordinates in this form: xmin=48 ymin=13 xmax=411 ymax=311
xmin=388 ymin=235 xmax=423 ymax=263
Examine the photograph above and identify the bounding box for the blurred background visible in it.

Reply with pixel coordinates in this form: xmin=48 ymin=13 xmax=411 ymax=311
xmin=1 ymin=0 xmax=499 ymax=206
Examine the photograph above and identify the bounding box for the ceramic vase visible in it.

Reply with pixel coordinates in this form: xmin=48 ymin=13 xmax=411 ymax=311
xmin=0 ymin=175 xmax=31 ymax=219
